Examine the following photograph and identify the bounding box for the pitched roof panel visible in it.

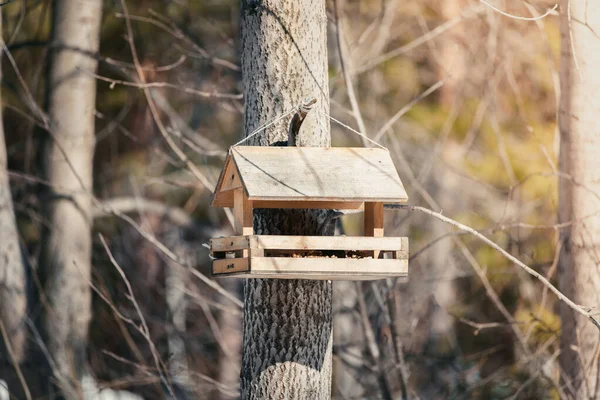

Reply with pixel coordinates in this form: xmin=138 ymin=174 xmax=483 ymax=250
xmin=212 ymin=146 xmax=408 ymax=207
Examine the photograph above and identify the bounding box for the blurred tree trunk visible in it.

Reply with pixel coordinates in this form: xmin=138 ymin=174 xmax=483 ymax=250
xmin=0 ymin=4 xmax=28 ymax=386
xmin=558 ymin=1 xmax=600 ymax=398
xmin=239 ymin=0 xmax=333 ymax=398
xmin=39 ymin=0 xmax=102 ymax=396
xmin=165 ymin=227 xmax=193 ymax=399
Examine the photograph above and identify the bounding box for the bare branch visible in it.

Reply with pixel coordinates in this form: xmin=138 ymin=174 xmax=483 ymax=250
xmin=373 ymin=80 xmax=445 ymax=142
xmin=98 ymin=234 xmax=175 ymax=397
xmin=386 ymin=204 xmax=600 ymax=330
xmin=479 ymin=1 xmax=558 ymax=21
xmin=333 ymin=0 xmax=369 ymax=147
xmin=85 ymin=69 xmax=242 ymax=100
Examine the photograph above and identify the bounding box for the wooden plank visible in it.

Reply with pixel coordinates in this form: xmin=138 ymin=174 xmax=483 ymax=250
xmin=215 ymin=198 xmax=364 ymax=210
xmin=212 ymin=257 xmax=408 ymax=280
xmin=250 ymin=257 xmax=407 ymax=279
xmin=212 ymin=190 xmax=234 ymax=208
xmin=233 ymin=189 xmax=253 ymax=257
xmin=364 ymin=202 xmax=384 ymax=237
xmin=215 ymin=273 xmax=408 ymax=282
xmin=220 ymin=158 xmax=242 ymax=192
xmin=210 ymin=236 xmax=250 ymax=253
xmin=230 ymin=147 xmax=408 ymax=203
xmin=253 ymin=200 xmax=363 ymax=210
xmin=252 ymin=235 xmax=408 ymax=251
xmin=212 ymin=258 xmax=250 ymax=275
xmin=234 ymin=188 xmax=253 ymax=236
xmin=365 ymin=202 xmax=384 ymax=258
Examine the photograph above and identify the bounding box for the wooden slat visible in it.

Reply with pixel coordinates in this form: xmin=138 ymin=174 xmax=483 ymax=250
xmin=223 ymin=257 xmax=407 ymax=280
xmin=365 ymin=202 xmax=384 ymax=258
xmin=210 ymin=236 xmax=250 ymax=253
xmin=364 ymin=202 xmax=384 ymax=237
xmin=213 ymin=258 xmax=249 ymax=275
xmin=253 ymin=200 xmax=364 ymax=210
xmin=234 ymin=188 xmax=253 ymax=236
xmin=215 ymin=273 xmax=408 ymax=281
xmin=251 ymin=235 xmax=407 ymax=251
xmin=230 ymin=147 xmax=408 ymax=203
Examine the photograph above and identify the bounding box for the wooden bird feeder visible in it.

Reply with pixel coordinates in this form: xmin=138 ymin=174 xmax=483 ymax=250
xmin=209 ymin=146 xmax=409 ymax=280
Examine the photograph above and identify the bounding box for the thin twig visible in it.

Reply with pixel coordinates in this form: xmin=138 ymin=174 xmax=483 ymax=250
xmin=457 ymin=317 xmax=509 ymax=335
xmin=388 ymin=137 xmax=532 ymax=354
xmin=98 ymin=234 xmax=175 ymax=397
xmin=373 ymin=80 xmax=445 ymax=142
xmin=479 ymin=1 xmax=557 ymax=21
xmin=93 ymin=196 xmax=209 ymax=235
xmin=118 ymin=0 xmax=216 ymax=193
xmin=84 ymin=69 xmax=242 ymax=100
xmin=354 ymin=5 xmax=485 ymax=75
xmin=567 ymin=0 xmax=583 ymax=81
xmin=508 ymin=349 xmax=560 ymax=400
xmin=333 ymin=0 xmax=369 ymax=147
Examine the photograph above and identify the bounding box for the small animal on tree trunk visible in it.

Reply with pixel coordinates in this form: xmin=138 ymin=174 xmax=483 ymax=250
xmin=288 ymin=97 xmax=318 ymax=146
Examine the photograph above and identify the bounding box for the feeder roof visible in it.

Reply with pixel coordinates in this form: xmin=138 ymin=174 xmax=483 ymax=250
xmin=212 ymin=146 xmax=408 ymax=208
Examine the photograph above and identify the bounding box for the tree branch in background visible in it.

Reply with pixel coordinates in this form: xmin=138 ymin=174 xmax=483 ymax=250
xmin=0 ymin=6 xmax=28 ymax=379
xmin=386 ymin=204 xmax=600 ymax=330
xmin=333 ymin=0 xmax=369 ymax=146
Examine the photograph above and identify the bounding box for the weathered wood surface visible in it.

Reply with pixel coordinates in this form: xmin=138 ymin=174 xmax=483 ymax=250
xmin=211 ymin=235 xmax=408 ymax=252
xmin=212 ymin=156 xmax=241 ymax=207
xmin=213 ymin=258 xmax=250 ymax=275
xmin=210 ymin=236 xmax=251 ymax=252
xmin=364 ymin=202 xmax=384 ymax=258
xmin=213 ymin=257 xmax=408 ymax=281
xmin=220 ymin=157 xmax=243 ymax=192
xmin=211 ymin=146 xmax=408 ymax=207
xmin=210 ymin=235 xmax=409 ymax=280
xmin=234 ymin=188 xmax=253 ymax=236
xmin=252 ymin=200 xmax=364 ymax=210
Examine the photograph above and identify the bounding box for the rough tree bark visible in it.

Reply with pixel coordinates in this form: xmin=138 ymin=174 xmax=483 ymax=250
xmin=39 ymin=0 xmax=102 ymax=396
xmin=239 ymin=0 xmax=333 ymax=398
xmin=558 ymin=1 xmax=600 ymax=398
xmin=0 ymin=4 xmax=28 ymax=380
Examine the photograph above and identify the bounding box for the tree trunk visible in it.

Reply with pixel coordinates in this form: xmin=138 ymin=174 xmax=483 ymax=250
xmin=40 ymin=0 xmax=102 ymax=396
xmin=558 ymin=1 xmax=600 ymax=398
xmin=0 ymin=3 xmax=28 ymax=379
xmin=239 ymin=1 xmax=333 ymax=398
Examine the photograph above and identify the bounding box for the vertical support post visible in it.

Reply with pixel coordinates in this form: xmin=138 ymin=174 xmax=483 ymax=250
xmin=364 ymin=202 xmax=384 ymax=258
xmin=234 ymin=188 xmax=253 ymax=258
xmin=234 ymin=188 xmax=253 ymax=236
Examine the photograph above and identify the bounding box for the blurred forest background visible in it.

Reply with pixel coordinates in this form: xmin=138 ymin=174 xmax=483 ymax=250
xmin=0 ymin=0 xmax=571 ymax=398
